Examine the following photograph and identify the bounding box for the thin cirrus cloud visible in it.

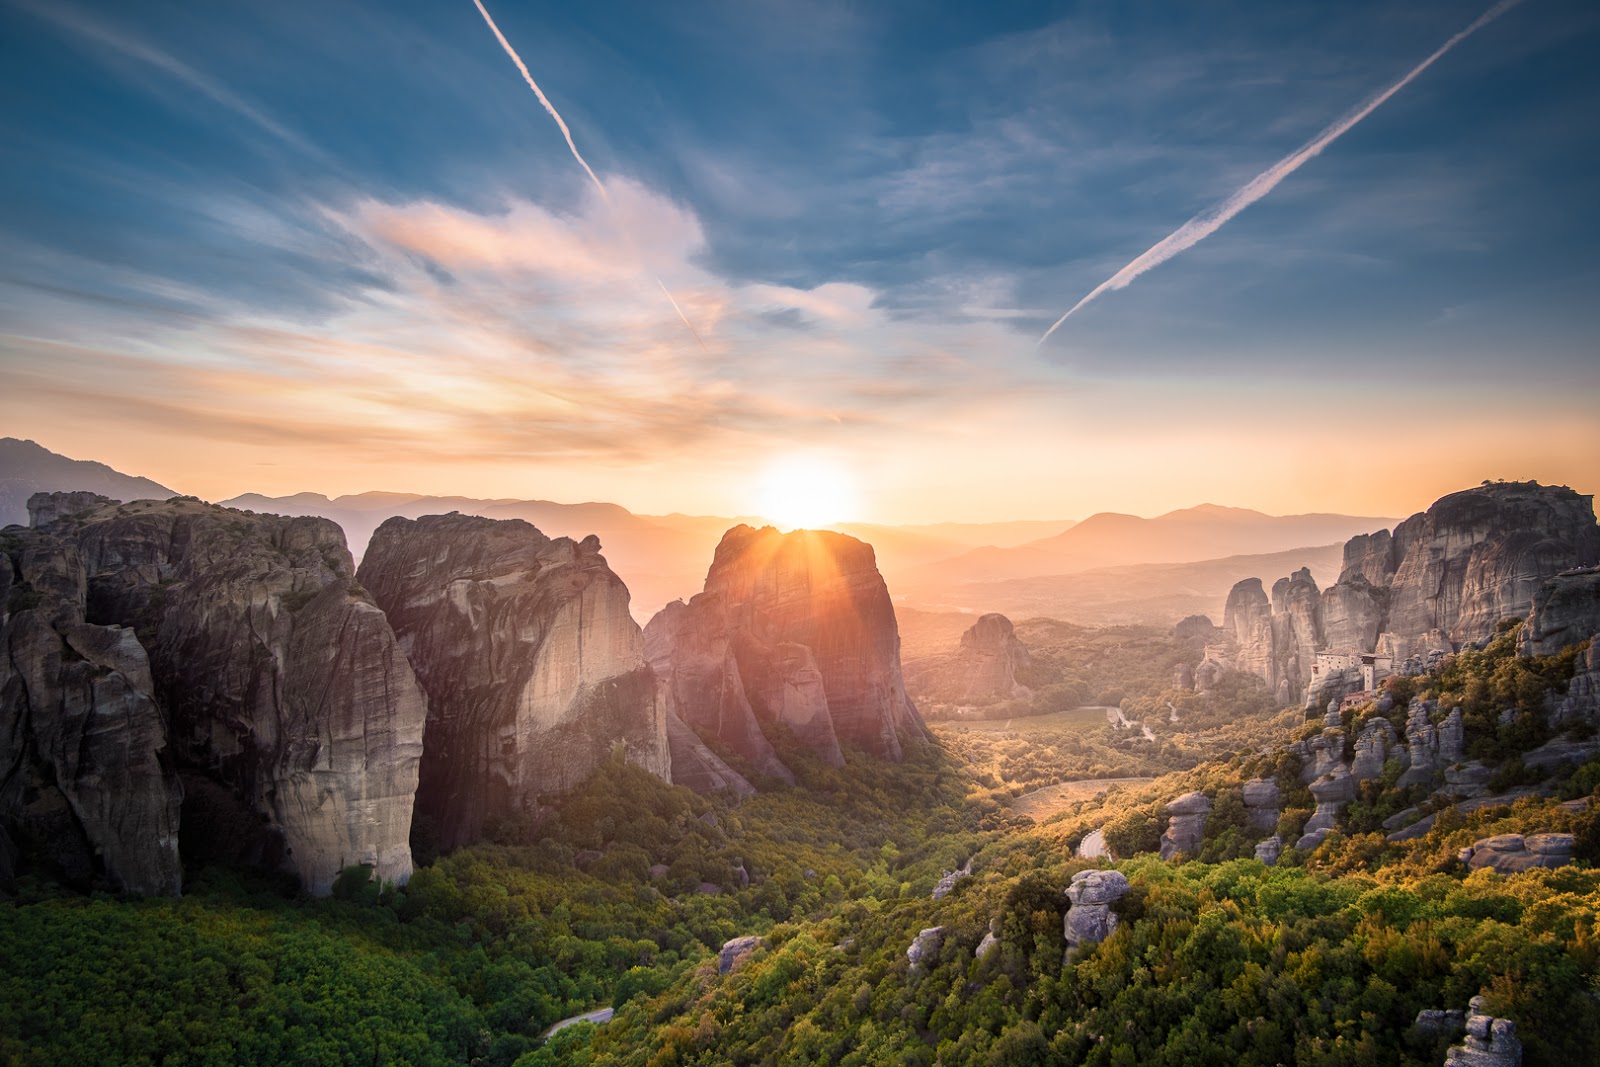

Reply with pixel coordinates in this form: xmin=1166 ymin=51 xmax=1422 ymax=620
xmin=1037 ymin=0 xmax=1526 ymax=345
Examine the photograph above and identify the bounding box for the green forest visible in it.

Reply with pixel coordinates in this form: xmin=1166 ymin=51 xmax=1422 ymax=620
xmin=3 ymin=628 xmax=1599 ymax=1067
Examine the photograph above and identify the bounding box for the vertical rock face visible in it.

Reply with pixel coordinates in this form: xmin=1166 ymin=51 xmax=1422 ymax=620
xmin=645 ymin=598 xmax=796 ymax=783
xmin=646 ymin=526 xmax=923 ymax=781
xmin=1225 ymin=483 xmax=1599 ymax=701
xmin=1386 ymin=483 xmax=1599 ymax=649
xmin=1224 ymin=579 xmax=1275 ymax=682
xmin=1520 ymin=570 xmax=1600 ymax=657
xmin=1270 ymin=568 xmax=1323 ymax=701
xmin=4 ymin=493 xmax=425 ymax=895
xmin=359 ymin=514 xmax=668 ymax=852
xmin=0 ymin=525 xmax=181 ymax=895
xmin=1550 ymin=633 xmax=1600 ymax=727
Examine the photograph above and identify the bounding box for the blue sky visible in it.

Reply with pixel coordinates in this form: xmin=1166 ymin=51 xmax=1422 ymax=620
xmin=2 ymin=0 xmax=1597 ymax=521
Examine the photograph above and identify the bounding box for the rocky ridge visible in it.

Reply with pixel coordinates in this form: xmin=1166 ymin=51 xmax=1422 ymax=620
xmin=1223 ymin=483 xmax=1599 ymax=704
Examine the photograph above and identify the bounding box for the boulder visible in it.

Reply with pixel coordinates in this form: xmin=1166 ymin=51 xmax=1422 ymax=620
xmin=1242 ymin=778 xmax=1281 ymax=834
xmin=932 ymin=860 xmax=972 ymax=899
xmin=974 ymin=931 xmax=999 ymax=960
xmin=1458 ymin=832 xmax=1574 ymax=874
xmin=906 ymin=926 xmax=945 ymax=969
xmin=1159 ymin=792 xmax=1210 ymax=860
xmin=1173 ymin=614 xmax=1216 ymax=641
xmin=1445 ymin=996 xmax=1522 ymax=1067
xmin=1064 ymin=869 xmax=1130 ymax=954
xmin=1414 ymin=1009 xmax=1467 ymax=1038
xmin=1254 ymin=835 xmax=1282 ymax=867
xmin=718 ymin=935 xmax=765 ymax=975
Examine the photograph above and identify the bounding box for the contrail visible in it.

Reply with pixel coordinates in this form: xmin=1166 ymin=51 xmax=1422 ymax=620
xmin=469 ymin=0 xmax=709 ymax=351
xmin=1038 ymin=0 xmax=1524 ymax=346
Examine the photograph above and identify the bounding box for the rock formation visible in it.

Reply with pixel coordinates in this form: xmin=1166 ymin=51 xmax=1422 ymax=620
xmin=1242 ymin=778 xmax=1281 ymax=834
xmin=1350 ymin=716 xmax=1400 ymax=782
xmin=646 ymin=526 xmax=924 ymax=781
xmin=1224 ymin=579 xmax=1275 ymax=685
xmin=1225 ymin=483 xmax=1599 ymax=702
xmin=1173 ymin=614 xmax=1216 ymax=642
xmin=663 ymin=709 xmax=757 ymax=798
xmin=4 ymin=493 xmax=426 ymax=895
xmin=1457 ymin=832 xmax=1575 ymax=874
xmin=358 ymin=514 xmax=668 ymax=851
xmin=1296 ymin=766 xmax=1355 ymax=850
xmin=1396 ymin=701 xmax=1465 ymax=789
xmin=0 ymin=523 xmax=181 ymax=895
xmin=1445 ymin=996 xmax=1522 ymax=1067
xmin=718 ymin=935 xmax=766 ymax=975
xmin=1550 ymin=632 xmax=1600 ymax=727
xmin=1063 ymin=869 xmax=1130 ymax=954
xmin=1159 ymin=792 xmax=1210 ymax=860
xmin=1254 ymin=835 xmax=1282 ymax=866
xmin=906 ymin=926 xmax=945 ymax=968
xmin=906 ymin=613 xmax=1032 ymax=707
xmin=1521 ymin=569 xmax=1600 ymax=657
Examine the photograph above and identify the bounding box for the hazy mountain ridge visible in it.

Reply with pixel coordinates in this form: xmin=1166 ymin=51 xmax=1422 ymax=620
xmin=0 ymin=438 xmax=175 ymax=527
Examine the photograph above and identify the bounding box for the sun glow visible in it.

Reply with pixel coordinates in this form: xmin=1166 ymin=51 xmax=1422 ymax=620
xmin=757 ymin=456 xmax=859 ymax=531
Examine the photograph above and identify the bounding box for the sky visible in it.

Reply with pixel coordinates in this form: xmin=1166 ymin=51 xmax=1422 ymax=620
xmin=1 ymin=0 xmax=1597 ymax=524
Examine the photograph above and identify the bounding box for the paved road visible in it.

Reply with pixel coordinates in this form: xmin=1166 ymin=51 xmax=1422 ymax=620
xmin=543 ymin=1007 xmax=614 ymax=1038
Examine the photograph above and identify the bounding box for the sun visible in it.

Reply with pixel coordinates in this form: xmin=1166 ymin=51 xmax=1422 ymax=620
xmin=757 ymin=456 xmax=858 ymax=531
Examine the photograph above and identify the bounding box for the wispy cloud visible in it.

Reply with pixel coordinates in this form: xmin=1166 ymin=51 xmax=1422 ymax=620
xmin=8 ymin=0 xmax=332 ymax=164
xmin=468 ymin=0 xmax=708 ymax=351
xmin=1038 ymin=0 xmax=1525 ymax=346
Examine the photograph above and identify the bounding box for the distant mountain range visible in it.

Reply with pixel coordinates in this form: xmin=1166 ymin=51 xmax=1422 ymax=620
xmin=3 ymin=440 xmax=1398 ymax=626
xmin=917 ymin=504 xmax=1396 ymax=584
xmin=0 ymin=438 xmax=174 ymax=527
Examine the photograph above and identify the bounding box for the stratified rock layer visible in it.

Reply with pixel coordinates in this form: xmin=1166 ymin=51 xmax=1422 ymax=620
xmin=359 ymin=514 xmax=668 ymax=852
xmin=5 ymin=493 xmax=426 ymax=895
xmin=646 ymin=526 xmax=924 ymax=781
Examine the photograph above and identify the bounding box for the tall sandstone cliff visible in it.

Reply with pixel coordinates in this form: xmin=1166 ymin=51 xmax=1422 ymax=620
xmin=1226 ymin=483 xmax=1600 ymax=702
xmin=2 ymin=493 xmax=426 ymax=895
xmin=359 ymin=514 xmax=668 ymax=853
xmin=645 ymin=526 xmax=924 ymax=784
xmin=904 ymin=612 xmax=1033 ymax=711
